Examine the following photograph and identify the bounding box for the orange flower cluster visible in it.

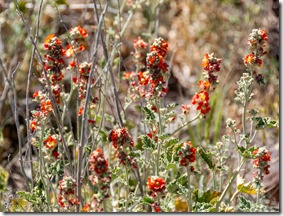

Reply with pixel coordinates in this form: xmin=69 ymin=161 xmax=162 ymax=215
xmin=143 ymin=37 xmax=169 ymax=98
xmin=41 ymin=34 xmax=65 ymax=103
xmin=29 ymin=90 xmax=54 ymax=132
xmin=65 ymin=26 xmax=88 ymax=57
xmin=88 ymin=148 xmax=111 ymax=212
xmin=191 ymin=90 xmax=210 ymax=115
xmin=178 ymin=141 xmax=196 ymax=171
xmin=72 ymin=61 xmax=94 ymax=101
xmin=252 ymin=148 xmax=271 ymax=182
xmin=244 ymin=29 xmax=268 ymax=85
xmin=191 ymin=53 xmax=222 ymax=115
xmin=108 ymin=128 xmax=134 ymax=149
xmin=201 ymin=53 xmax=222 ymax=86
xmin=89 ymin=148 xmax=109 ymax=175
xmin=58 ymin=176 xmax=80 ymax=209
xmin=108 ymin=128 xmax=137 ymax=168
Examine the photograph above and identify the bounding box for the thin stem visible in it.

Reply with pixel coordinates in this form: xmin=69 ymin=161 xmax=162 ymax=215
xmin=256 ymin=170 xmax=262 ymax=205
xmin=172 ymin=112 xmax=201 ymax=136
xmin=38 ymin=122 xmax=51 ymax=211
xmin=230 ymin=190 xmax=239 ymax=204
xmin=212 ymin=170 xmax=216 ymax=190
xmin=9 ymin=63 xmax=30 ymax=191
xmin=125 ymin=167 xmax=129 ymax=212
xmin=77 ymin=2 xmax=109 ymax=211
xmin=156 ymin=99 xmax=162 ymax=175
xmin=215 ymin=159 xmax=245 ymax=211
xmin=186 ymin=166 xmax=192 ymax=212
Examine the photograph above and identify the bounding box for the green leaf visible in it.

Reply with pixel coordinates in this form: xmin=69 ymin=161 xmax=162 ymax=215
xmin=143 ymin=107 xmax=156 ymax=122
xmin=166 ymin=137 xmax=179 ymax=147
xmin=84 ymin=146 xmax=92 ymax=154
xmin=143 ymin=196 xmax=154 ymax=204
xmin=193 ymin=189 xmax=221 ymax=204
xmin=237 ymin=146 xmax=256 ymax=159
xmin=128 ymin=150 xmax=142 ymax=157
xmin=193 ymin=202 xmax=214 ymax=212
xmin=166 ymin=163 xmax=178 ymax=174
xmin=140 ymin=135 xmax=155 ymax=150
xmin=198 ymin=147 xmax=215 ymax=169
xmin=238 ymin=195 xmax=252 ymax=211
xmin=99 ymin=130 xmax=108 ymax=143
xmin=253 ymin=117 xmax=279 ymax=130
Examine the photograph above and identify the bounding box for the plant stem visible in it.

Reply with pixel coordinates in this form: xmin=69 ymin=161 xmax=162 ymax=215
xmin=76 ymin=2 xmax=109 ymax=211
xmin=125 ymin=167 xmax=129 ymax=212
xmin=172 ymin=112 xmax=201 ymax=136
xmin=215 ymin=159 xmax=245 ymax=211
xmin=186 ymin=166 xmax=192 ymax=212
xmin=156 ymin=98 xmax=162 ymax=175
xmin=256 ymin=170 xmax=262 ymax=205
xmin=212 ymin=170 xmax=216 ymax=190
xmin=230 ymin=190 xmax=239 ymax=204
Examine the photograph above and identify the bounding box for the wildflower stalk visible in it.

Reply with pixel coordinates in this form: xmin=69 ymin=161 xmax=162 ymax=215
xmin=14 ymin=1 xmax=74 ymax=175
xmin=76 ymin=2 xmax=108 ymax=211
xmin=186 ymin=166 xmax=192 ymax=212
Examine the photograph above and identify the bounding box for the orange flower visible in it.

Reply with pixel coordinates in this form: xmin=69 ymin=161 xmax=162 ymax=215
xmin=201 ymin=53 xmax=210 ymax=68
xmin=41 ymin=100 xmax=53 ymax=114
xmin=147 ymin=176 xmax=166 ymax=193
xmin=198 ymin=80 xmax=210 ymax=91
xmin=192 ymin=91 xmax=211 ymax=115
xmin=44 ymin=135 xmax=58 ymax=150
xmin=78 ymin=26 xmax=88 ymax=38
xmin=82 ymin=204 xmax=90 ymax=212
xmin=44 ymin=34 xmax=55 ymax=44
xmin=65 ymin=44 xmax=74 ymax=57
xmin=259 ymin=29 xmax=268 ymax=41
xmin=30 ymin=120 xmax=37 ymax=132
xmin=243 ymin=53 xmax=255 ymax=65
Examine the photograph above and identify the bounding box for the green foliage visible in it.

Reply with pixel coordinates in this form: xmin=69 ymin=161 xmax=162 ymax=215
xmin=0 ymin=166 xmax=9 ymax=192
xmin=193 ymin=202 xmax=214 ymax=212
xmin=142 ymin=196 xmax=154 ymax=204
xmin=16 ymin=180 xmax=47 ymax=211
xmin=142 ymin=107 xmax=156 ymax=123
xmin=198 ymin=147 xmax=215 ymax=169
xmin=237 ymin=146 xmax=256 ymax=159
xmin=193 ymin=189 xmax=221 ymax=204
xmin=140 ymin=135 xmax=155 ymax=150
xmin=252 ymin=117 xmax=279 ymax=130
xmin=238 ymin=195 xmax=252 ymax=211
xmin=48 ymin=160 xmax=64 ymax=177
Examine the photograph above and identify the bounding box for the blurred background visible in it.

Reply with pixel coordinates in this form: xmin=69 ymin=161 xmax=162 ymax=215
xmin=0 ymin=0 xmax=279 ymax=210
